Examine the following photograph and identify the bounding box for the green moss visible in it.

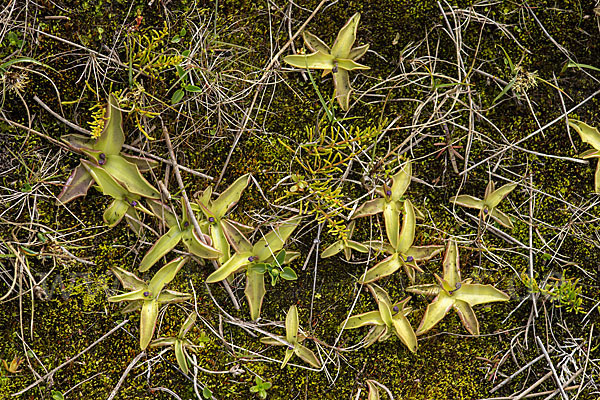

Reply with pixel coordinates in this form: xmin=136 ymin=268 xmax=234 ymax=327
xmin=1 ymin=0 xmax=599 ymax=398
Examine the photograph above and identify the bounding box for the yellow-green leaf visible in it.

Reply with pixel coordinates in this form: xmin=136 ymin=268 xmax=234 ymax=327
xmin=253 ymin=218 xmax=299 ymax=261
xmin=302 ymin=31 xmax=330 ymax=53
xmin=333 ymin=68 xmax=351 ymax=111
xmin=353 ymin=198 xmax=385 ymax=218
xmin=284 ymin=51 xmax=335 ymax=70
xmin=397 ymin=200 xmax=415 ymax=254
xmin=360 ymin=253 xmax=402 ymax=284
xmin=94 ymin=95 xmax=124 ymax=155
xmin=383 ymin=202 xmax=399 ymax=249
xmin=416 ymin=294 xmax=453 ymax=335
xmin=103 ymin=199 xmax=130 ymax=227
xmin=212 ymin=174 xmax=250 ymax=218
xmin=206 ymin=252 xmax=252 ymax=283
xmin=331 ymin=13 xmax=360 ymax=59
xmin=148 ymin=256 xmax=187 ymax=295
xmin=139 ymin=226 xmax=183 ymax=272
xmin=294 ymin=343 xmax=321 ymax=368
xmin=453 ymin=300 xmax=479 ymax=335
xmin=390 ymin=160 xmax=412 ymax=201
xmin=140 ymin=300 xmax=159 ymax=349
xmin=245 ymin=269 xmax=266 ymax=320
xmin=285 ymin=305 xmax=299 ymax=345
xmin=103 ymin=155 xmax=160 ymax=199
xmin=569 ymin=119 xmax=600 ymax=151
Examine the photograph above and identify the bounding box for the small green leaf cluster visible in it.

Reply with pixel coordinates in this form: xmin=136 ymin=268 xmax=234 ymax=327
xmin=249 ymin=250 xmax=298 ymax=287
xmin=283 ymin=13 xmax=370 ymax=111
xmin=521 ymin=273 xmax=583 ymax=314
xmin=250 ymin=376 xmax=272 ymax=399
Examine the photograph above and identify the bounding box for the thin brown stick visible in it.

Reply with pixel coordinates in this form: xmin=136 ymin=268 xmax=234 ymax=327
xmin=106 ymin=351 xmax=146 ymax=400
xmin=162 ymin=123 xmax=240 ymax=310
xmin=535 ymin=336 xmax=568 ymax=400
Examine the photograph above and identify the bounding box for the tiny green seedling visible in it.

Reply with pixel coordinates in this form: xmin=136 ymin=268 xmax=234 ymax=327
xmin=260 ymin=305 xmax=321 ymax=369
xmin=206 ymin=218 xmax=299 ymax=319
xmin=250 ymin=376 xmax=272 ymax=399
xmin=171 ymin=50 xmax=203 ymax=104
xmin=108 ymin=257 xmax=192 ymax=349
xmin=449 ymin=180 xmax=517 ymax=229
xmin=359 ymin=200 xmax=444 ymax=283
xmin=568 ymin=119 xmax=600 ymax=193
xmin=407 ymin=241 xmax=510 ymax=335
xmin=151 ymin=313 xmax=197 ymax=374
xmin=284 ymin=13 xmax=370 ymax=111
xmin=58 ymin=95 xmax=160 ymax=204
xmin=249 ymin=250 xmax=298 ymax=287
xmin=321 ymin=220 xmax=368 ymax=261
xmin=342 ymin=284 xmax=417 ymax=352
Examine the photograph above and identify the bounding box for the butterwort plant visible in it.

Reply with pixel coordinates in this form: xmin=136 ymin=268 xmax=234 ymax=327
xmin=284 ymin=13 xmax=370 ymax=111
xmin=342 ymin=284 xmax=417 ymax=352
xmin=150 ymin=313 xmax=197 ymax=374
xmin=407 ymin=241 xmax=510 ymax=335
xmin=359 ymin=199 xmax=443 ymax=283
xmin=58 ymin=95 xmax=160 ymax=204
xmin=108 ymin=257 xmax=192 ymax=349
xmin=260 ymin=305 xmax=321 ymax=369
xmin=321 ymin=220 xmax=368 ymax=261
xmin=449 ymin=180 xmax=517 ymax=229
xmin=206 ymin=218 xmax=299 ymax=319
xmin=568 ymin=119 xmax=600 ymax=193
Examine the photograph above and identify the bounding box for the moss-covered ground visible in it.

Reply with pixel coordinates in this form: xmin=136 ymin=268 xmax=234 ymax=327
xmin=1 ymin=0 xmax=599 ymax=399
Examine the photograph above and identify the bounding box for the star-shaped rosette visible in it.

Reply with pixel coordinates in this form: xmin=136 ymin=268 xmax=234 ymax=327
xmin=407 ymin=241 xmax=510 ymax=335
xmin=283 ymin=13 xmax=370 ymax=111
xmin=342 ymin=283 xmax=417 ymax=352
xmin=206 ymin=218 xmax=299 ymax=320
xmin=449 ymin=180 xmax=517 ymax=229
xmin=260 ymin=305 xmax=321 ymax=369
xmin=359 ymin=199 xmax=444 ymax=283
xmin=108 ymin=257 xmax=192 ymax=349
xmin=150 ymin=313 xmax=197 ymax=374
xmin=58 ymin=95 xmax=159 ymax=204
